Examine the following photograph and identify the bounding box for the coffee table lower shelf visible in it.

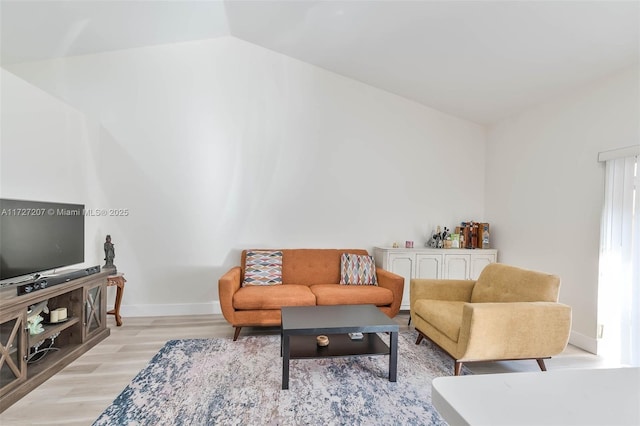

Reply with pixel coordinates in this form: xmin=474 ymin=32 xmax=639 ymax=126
xmin=289 ymin=333 xmax=389 ymax=358
xmin=281 ymin=332 xmax=397 ymax=389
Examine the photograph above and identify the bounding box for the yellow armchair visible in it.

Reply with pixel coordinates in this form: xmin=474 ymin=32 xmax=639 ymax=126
xmin=410 ymin=263 xmax=572 ymax=375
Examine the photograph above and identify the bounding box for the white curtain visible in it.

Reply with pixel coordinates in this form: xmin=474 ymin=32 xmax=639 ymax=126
xmin=598 ymin=152 xmax=639 ymax=366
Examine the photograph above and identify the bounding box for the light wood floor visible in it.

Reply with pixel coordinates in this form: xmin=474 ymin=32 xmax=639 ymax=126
xmin=0 ymin=313 xmax=609 ymax=426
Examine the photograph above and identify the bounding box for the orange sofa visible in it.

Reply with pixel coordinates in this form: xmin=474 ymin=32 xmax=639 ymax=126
xmin=218 ymin=249 xmax=404 ymax=340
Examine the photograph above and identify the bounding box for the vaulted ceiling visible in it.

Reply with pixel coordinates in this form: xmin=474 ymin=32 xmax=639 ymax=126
xmin=1 ymin=1 xmax=638 ymax=124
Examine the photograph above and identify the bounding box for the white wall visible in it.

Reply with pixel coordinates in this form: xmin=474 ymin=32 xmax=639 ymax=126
xmin=485 ymin=65 xmax=640 ymax=352
xmin=0 ymin=69 xmax=107 ymax=269
xmin=3 ymin=37 xmax=486 ymax=315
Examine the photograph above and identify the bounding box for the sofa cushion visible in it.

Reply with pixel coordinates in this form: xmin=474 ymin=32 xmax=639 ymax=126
xmin=242 ymin=250 xmax=283 ymax=286
xmin=233 ymin=285 xmax=316 ymax=310
xmin=310 ymin=284 xmax=393 ymax=306
xmin=339 ymin=253 xmax=378 ymax=285
xmin=413 ymin=299 xmax=466 ymax=342
xmin=471 ymin=263 xmax=560 ymax=303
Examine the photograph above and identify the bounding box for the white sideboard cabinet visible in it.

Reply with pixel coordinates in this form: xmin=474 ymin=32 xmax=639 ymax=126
xmin=373 ymin=247 xmax=498 ymax=310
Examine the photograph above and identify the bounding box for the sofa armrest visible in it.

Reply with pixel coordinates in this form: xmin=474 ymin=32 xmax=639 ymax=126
xmin=218 ymin=266 xmax=242 ymax=325
xmin=410 ymin=279 xmax=475 ymax=310
xmin=376 ymin=267 xmax=404 ymax=317
xmin=458 ymin=302 xmax=572 ymax=361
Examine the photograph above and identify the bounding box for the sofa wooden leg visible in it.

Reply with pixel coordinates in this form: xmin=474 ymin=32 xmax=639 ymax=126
xmin=536 ymin=358 xmax=547 ymax=371
xmin=415 ymin=332 xmax=424 ymax=345
xmin=454 ymin=361 xmax=463 ymax=376
xmin=233 ymin=327 xmax=242 ymax=341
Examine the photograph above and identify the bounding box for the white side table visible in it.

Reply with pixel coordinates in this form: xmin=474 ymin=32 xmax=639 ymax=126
xmin=432 ymin=367 xmax=640 ymax=425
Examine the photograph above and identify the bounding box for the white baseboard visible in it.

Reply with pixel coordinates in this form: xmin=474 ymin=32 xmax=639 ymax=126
xmin=110 ymin=301 xmax=222 ymax=317
xmin=569 ymin=330 xmax=597 ymax=354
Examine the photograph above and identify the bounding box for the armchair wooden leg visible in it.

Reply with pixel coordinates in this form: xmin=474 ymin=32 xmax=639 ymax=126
xmin=415 ymin=332 xmax=424 ymax=345
xmin=454 ymin=361 xmax=463 ymax=376
xmin=233 ymin=327 xmax=242 ymax=341
xmin=536 ymin=358 xmax=547 ymax=371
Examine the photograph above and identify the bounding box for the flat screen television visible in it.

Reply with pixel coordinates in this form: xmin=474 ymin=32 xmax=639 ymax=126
xmin=0 ymin=198 xmax=85 ymax=282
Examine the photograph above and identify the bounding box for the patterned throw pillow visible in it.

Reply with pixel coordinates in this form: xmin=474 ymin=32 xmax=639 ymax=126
xmin=339 ymin=253 xmax=378 ymax=285
xmin=242 ymin=251 xmax=283 ymax=286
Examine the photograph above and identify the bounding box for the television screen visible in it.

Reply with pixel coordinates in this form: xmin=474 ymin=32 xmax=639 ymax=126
xmin=0 ymin=198 xmax=85 ymax=282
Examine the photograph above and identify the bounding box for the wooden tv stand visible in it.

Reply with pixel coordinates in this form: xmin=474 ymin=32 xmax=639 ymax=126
xmin=0 ymin=270 xmax=110 ymax=412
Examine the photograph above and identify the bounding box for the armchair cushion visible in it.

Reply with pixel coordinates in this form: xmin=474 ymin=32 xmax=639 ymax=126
xmin=471 ymin=263 xmax=560 ymax=303
xmin=414 ymin=299 xmax=465 ymax=342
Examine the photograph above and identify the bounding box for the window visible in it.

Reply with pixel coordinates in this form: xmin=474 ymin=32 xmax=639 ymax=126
xmin=598 ymin=146 xmax=639 ymax=366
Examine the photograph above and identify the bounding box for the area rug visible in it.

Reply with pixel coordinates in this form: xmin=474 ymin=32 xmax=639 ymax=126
xmin=94 ymin=331 xmax=465 ymax=425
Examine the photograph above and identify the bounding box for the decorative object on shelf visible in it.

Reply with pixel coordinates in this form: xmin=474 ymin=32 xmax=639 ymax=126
xmin=27 ymin=315 xmax=44 ymax=335
xmin=316 ymin=335 xmax=329 ymax=346
xmin=27 ymin=301 xmax=49 ymax=335
xmin=392 ymin=242 xmax=399 ymax=248
xmin=427 ymin=226 xmax=450 ymax=248
xmin=103 ymin=234 xmax=116 ymax=271
xmin=456 ymin=222 xmax=490 ymax=249
xmin=49 ymin=307 xmax=68 ymax=323
xmin=405 ymin=241 xmax=414 ymax=248
xmin=482 ymin=224 xmax=490 ymax=249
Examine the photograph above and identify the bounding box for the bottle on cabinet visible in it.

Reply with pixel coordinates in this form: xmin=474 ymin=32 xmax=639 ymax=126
xmin=482 ymin=224 xmax=490 ymax=249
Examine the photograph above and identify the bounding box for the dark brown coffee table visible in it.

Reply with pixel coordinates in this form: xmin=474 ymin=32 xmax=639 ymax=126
xmin=280 ymin=304 xmax=399 ymax=389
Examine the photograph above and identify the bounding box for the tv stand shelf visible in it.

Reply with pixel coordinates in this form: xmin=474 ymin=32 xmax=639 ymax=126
xmin=28 ymin=317 xmax=80 ymax=348
xmin=0 ymin=270 xmax=110 ymax=412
